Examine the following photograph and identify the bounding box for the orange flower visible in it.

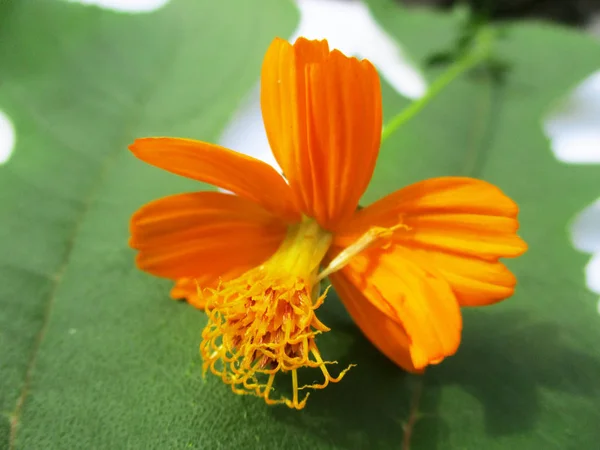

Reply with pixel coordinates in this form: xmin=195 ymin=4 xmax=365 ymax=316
xmin=129 ymin=37 xmax=527 ymax=409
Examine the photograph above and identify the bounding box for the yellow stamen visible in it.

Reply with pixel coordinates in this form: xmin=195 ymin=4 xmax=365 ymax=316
xmin=317 ymin=223 xmax=409 ymax=281
xmin=200 ymin=219 xmax=353 ymax=409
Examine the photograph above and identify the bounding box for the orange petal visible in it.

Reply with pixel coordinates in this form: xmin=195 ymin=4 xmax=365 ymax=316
xmin=335 ymin=177 xmax=527 ymax=306
xmin=170 ymin=278 xmax=207 ymax=309
xmin=129 ymin=137 xmax=300 ymax=222
xmin=407 ymin=249 xmax=517 ymax=306
xmin=329 ymin=244 xmax=462 ymax=370
xmin=130 ymin=191 xmax=287 ymax=280
xmin=261 ymin=37 xmax=382 ymax=231
xmin=170 ymin=268 xmax=247 ymax=310
xmin=329 ymin=270 xmax=419 ymax=373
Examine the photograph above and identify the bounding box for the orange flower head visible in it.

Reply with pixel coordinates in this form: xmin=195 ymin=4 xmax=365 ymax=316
xmin=200 ymin=219 xmax=353 ymax=408
xmin=128 ymin=37 xmax=527 ymax=410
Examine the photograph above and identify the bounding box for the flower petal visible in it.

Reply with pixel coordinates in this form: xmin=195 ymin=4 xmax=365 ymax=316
xmin=407 ymin=249 xmax=518 ymax=306
xmin=170 ymin=268 xmax=247 ymax=310
xmin=261 ymin=37 xmax=382 ymax=231
xmin=129 ymin=137 xmax=300 ymax=222
xmin=329 ymin=244 xmax=462 ymax=370
xmin=329 ymin=270 xmax=419 ymax=373
xmin=170 ymin=278 xmax=207 ymax=309
xmin=335 ymin=177 xmax=527 ymax=306
xmin=130 ymin=191 xmax=287 ymax=280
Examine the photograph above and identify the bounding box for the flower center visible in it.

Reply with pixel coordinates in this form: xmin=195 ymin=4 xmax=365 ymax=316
xmin=200 ymin=219 xmax=353 ymax=409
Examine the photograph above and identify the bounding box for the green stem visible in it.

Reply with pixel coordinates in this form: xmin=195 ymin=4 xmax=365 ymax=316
xmin=381 ymin=27 xmax=495 ymax=143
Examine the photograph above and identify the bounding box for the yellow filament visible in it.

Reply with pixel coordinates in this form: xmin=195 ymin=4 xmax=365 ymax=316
xmin=199 ymin=218 xmax=352 ymax=409
xmin=317 ymin=223 xmax=409 ymax=281
xmin=199 ymin=219 xmax=406 ymax=409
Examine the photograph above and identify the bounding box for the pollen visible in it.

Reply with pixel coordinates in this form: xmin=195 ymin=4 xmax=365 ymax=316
xmin=199 ymin=219 xmax=353 ymax=409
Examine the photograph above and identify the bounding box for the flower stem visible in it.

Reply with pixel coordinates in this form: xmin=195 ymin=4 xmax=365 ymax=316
xmin=381 ymin=27 xmax=495 ymax=143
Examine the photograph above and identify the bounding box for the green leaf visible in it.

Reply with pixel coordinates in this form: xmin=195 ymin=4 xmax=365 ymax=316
xmin=3 ymin=0 xmax=600 ymax=448
xmin=0 ymin=0 xmax=304 ymax=448
xmin=362 ymin=0 xmax=600 ymax=448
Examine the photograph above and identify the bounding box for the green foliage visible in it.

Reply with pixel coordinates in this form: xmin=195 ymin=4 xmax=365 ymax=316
xmin=0 ymin=0 xmax=299 ymax=448
xmin=366 ymin=0 xmax=600 ymax=448
xmin=1 ymin=0 xmax=599 ymax=448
